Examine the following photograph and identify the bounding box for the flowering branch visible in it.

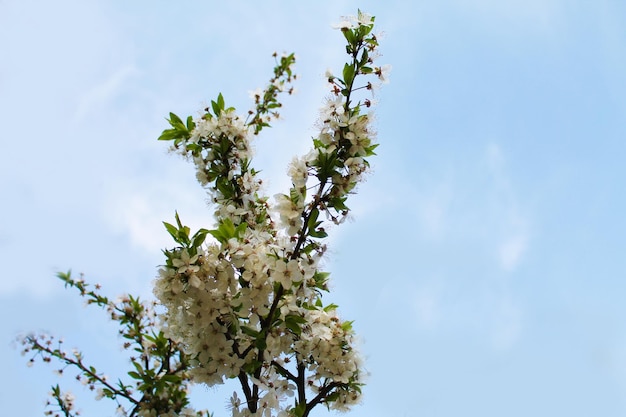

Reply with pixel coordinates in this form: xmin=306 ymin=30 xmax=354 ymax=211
xmin=19 ymin=272 xmax=210 ymax=417
xmin=155 ymin=9 xmax=388 ymax=417
xmin=19 ymin=10 xmax=388 ymax=417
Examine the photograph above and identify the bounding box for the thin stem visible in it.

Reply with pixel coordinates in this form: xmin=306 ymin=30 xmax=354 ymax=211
xmin=237 ymin=371 xmax=256 ymax=412
xmin=296 ymin=360 xmax=306 ymax=406
xmin=28 ymin=337 xmax=138 ymax=405
xmin=292 ymin=178 xmax=328 ymax=259
xmin=270 ymin=360 xmax=297 ymax=382
xmin=304 ymin=381 xmax=342 ymax=417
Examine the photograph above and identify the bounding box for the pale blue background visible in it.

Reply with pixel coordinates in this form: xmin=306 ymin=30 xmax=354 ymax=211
xmin=2 ymin=1 xmax=626 ymax=416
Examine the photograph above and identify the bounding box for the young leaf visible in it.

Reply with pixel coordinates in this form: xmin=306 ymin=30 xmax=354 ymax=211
xmin=169 ymin=112 xmax=186 ymax=130
xmin=343 ymin=63 xmax=355 ymax=87
xmin=157 ymin=128 xmax=180 ymax=141
xmin=306 ymin=207 xmax=321 ymax=232
xmin=211 ymin=93 xmax=226 ymax=116
xmin=308 ymin=228 xmax=328 ymax=239
xmin=191 ymin=229 xmax=209 ymax=248
xmin=186 ymin=115 xmax=195 ymax=131
xmin=163 ymin=222 xmax=179 ymax=241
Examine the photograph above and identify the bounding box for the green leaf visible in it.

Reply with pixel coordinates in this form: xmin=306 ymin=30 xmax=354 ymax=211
xmin=328 ymin=196 xmax=349 ymax=211
xmin=211 ymin=101 xmax=220 ymax=116
xmin=325 ymin=390 xmax=340 ymax=404
xmin=132 ymin=361 xmax=143 ymax=375
xmin=294 ymin=402 xmax=307 ymax=417
xmin=359 ymin=48 xmax=369 ymax=67
xmin=186 ymin=115 xmax=195 ymax=131
xmin=220 ymin=218 xmax=236 ymax=238
xmin=216 ymin=176 xmax=234 ymax=199
xmin=342 ymin=28 xmax=356 ymax=46
xmin=234 ymin=222 xmax=248 ymax=239
xmin=341 ymin=320 xmax=354 ymax=331
xmin=289 ymin=186 xmax=305 ymax=204
xmin=241 ymin=326 xmax=260 ymax=338
xmin=208 ymin=229 xmax=226 ymax=244
xmin=178 ymin=230 xmax=190 ymax=246
xmin=285 ymin=320 xmax=302 ymax=335
xmin=101 ymin=388 xmax=114 ymax=398
xmin=366 ymin=143 xmax=379 ymax=153
xmin=169 ymin=112 xmax=186 ymax=130
xmin=323 ymin=303 xmax=338 ymax=312
xmin=163 ymin=221 xmax=179 ymax=240
xmin=301 ymin=242 xmax=319 ymax=255
xmin=313 ymin=271 xmax=330 ymax=288
xmin=307 ymin=208 xmax=320 ymax=231
xmin=174 ymin=211 xmax=184 ymax=229
xmin=208 ymin=218 xmax=241 ymax=244
xmin=211 ymin=93 xmax=226 ymax=116
xmin=308 ymin=228 xmax=328 ymax=239
xmin=314 ymin=149 xmax=341 ymax=180
xmin=286 ymin=314 xmax=307 ymax=324
xmin=191 ymin=229 xmax=209 ymax=248
xmin=254 ymin=336 xmax=267 ymax=350
xmin=343 ymin=63 xmax=355 ymax=87
xmin=360 ymin=22 xmax=374 ymax=35
xmin=242 ymin=360 xmax=262 ymax=374
xmin=274 ymin=364 xmax=291 ymax=379
xmin=160 ymin=374 xmax=182 ymax=383
xmin=157 ymin=128 xmax=180 ymax=141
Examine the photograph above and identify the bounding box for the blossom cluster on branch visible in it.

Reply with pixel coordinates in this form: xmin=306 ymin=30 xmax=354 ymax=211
xmin=19 ymin=10 xmax=388 ymax=417
xmin=19 ymin=272 xmax=209 ymax=417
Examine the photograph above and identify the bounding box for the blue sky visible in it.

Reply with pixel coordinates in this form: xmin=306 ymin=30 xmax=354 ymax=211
xmin=2 ymin=0 xmax=626 ymax=416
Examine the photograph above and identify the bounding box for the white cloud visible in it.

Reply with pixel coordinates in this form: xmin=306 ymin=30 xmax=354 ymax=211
xmin=386 ymin=144 xmax=530 ymax=345
xmin=73 ymin=65 xmax=140 ymax=122
xmin=486 ymin=143 xmax=531 ymax=272
xmin=384 ymin=167 xmax=454 ymax=243
xmin=498 ymin=232 xmax=528 ymax=271
xmin=497 ymin=204 xmax=531 ymax=271
xmin=490 ymin=296 xmax=523 ymax=350
xmin=103 ymin=176 xmax=211 ymax=254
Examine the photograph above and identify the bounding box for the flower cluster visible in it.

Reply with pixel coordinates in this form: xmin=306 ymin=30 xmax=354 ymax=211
xmin=167 ymin=102 xmax=268 ymax=232
xmin=155 ymin=220 xmax=362 ymax=415
xmin=155 ymin=10 xmax=387 ymax=417
xmin=160 ymin=53 xmax=297 ymax=234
